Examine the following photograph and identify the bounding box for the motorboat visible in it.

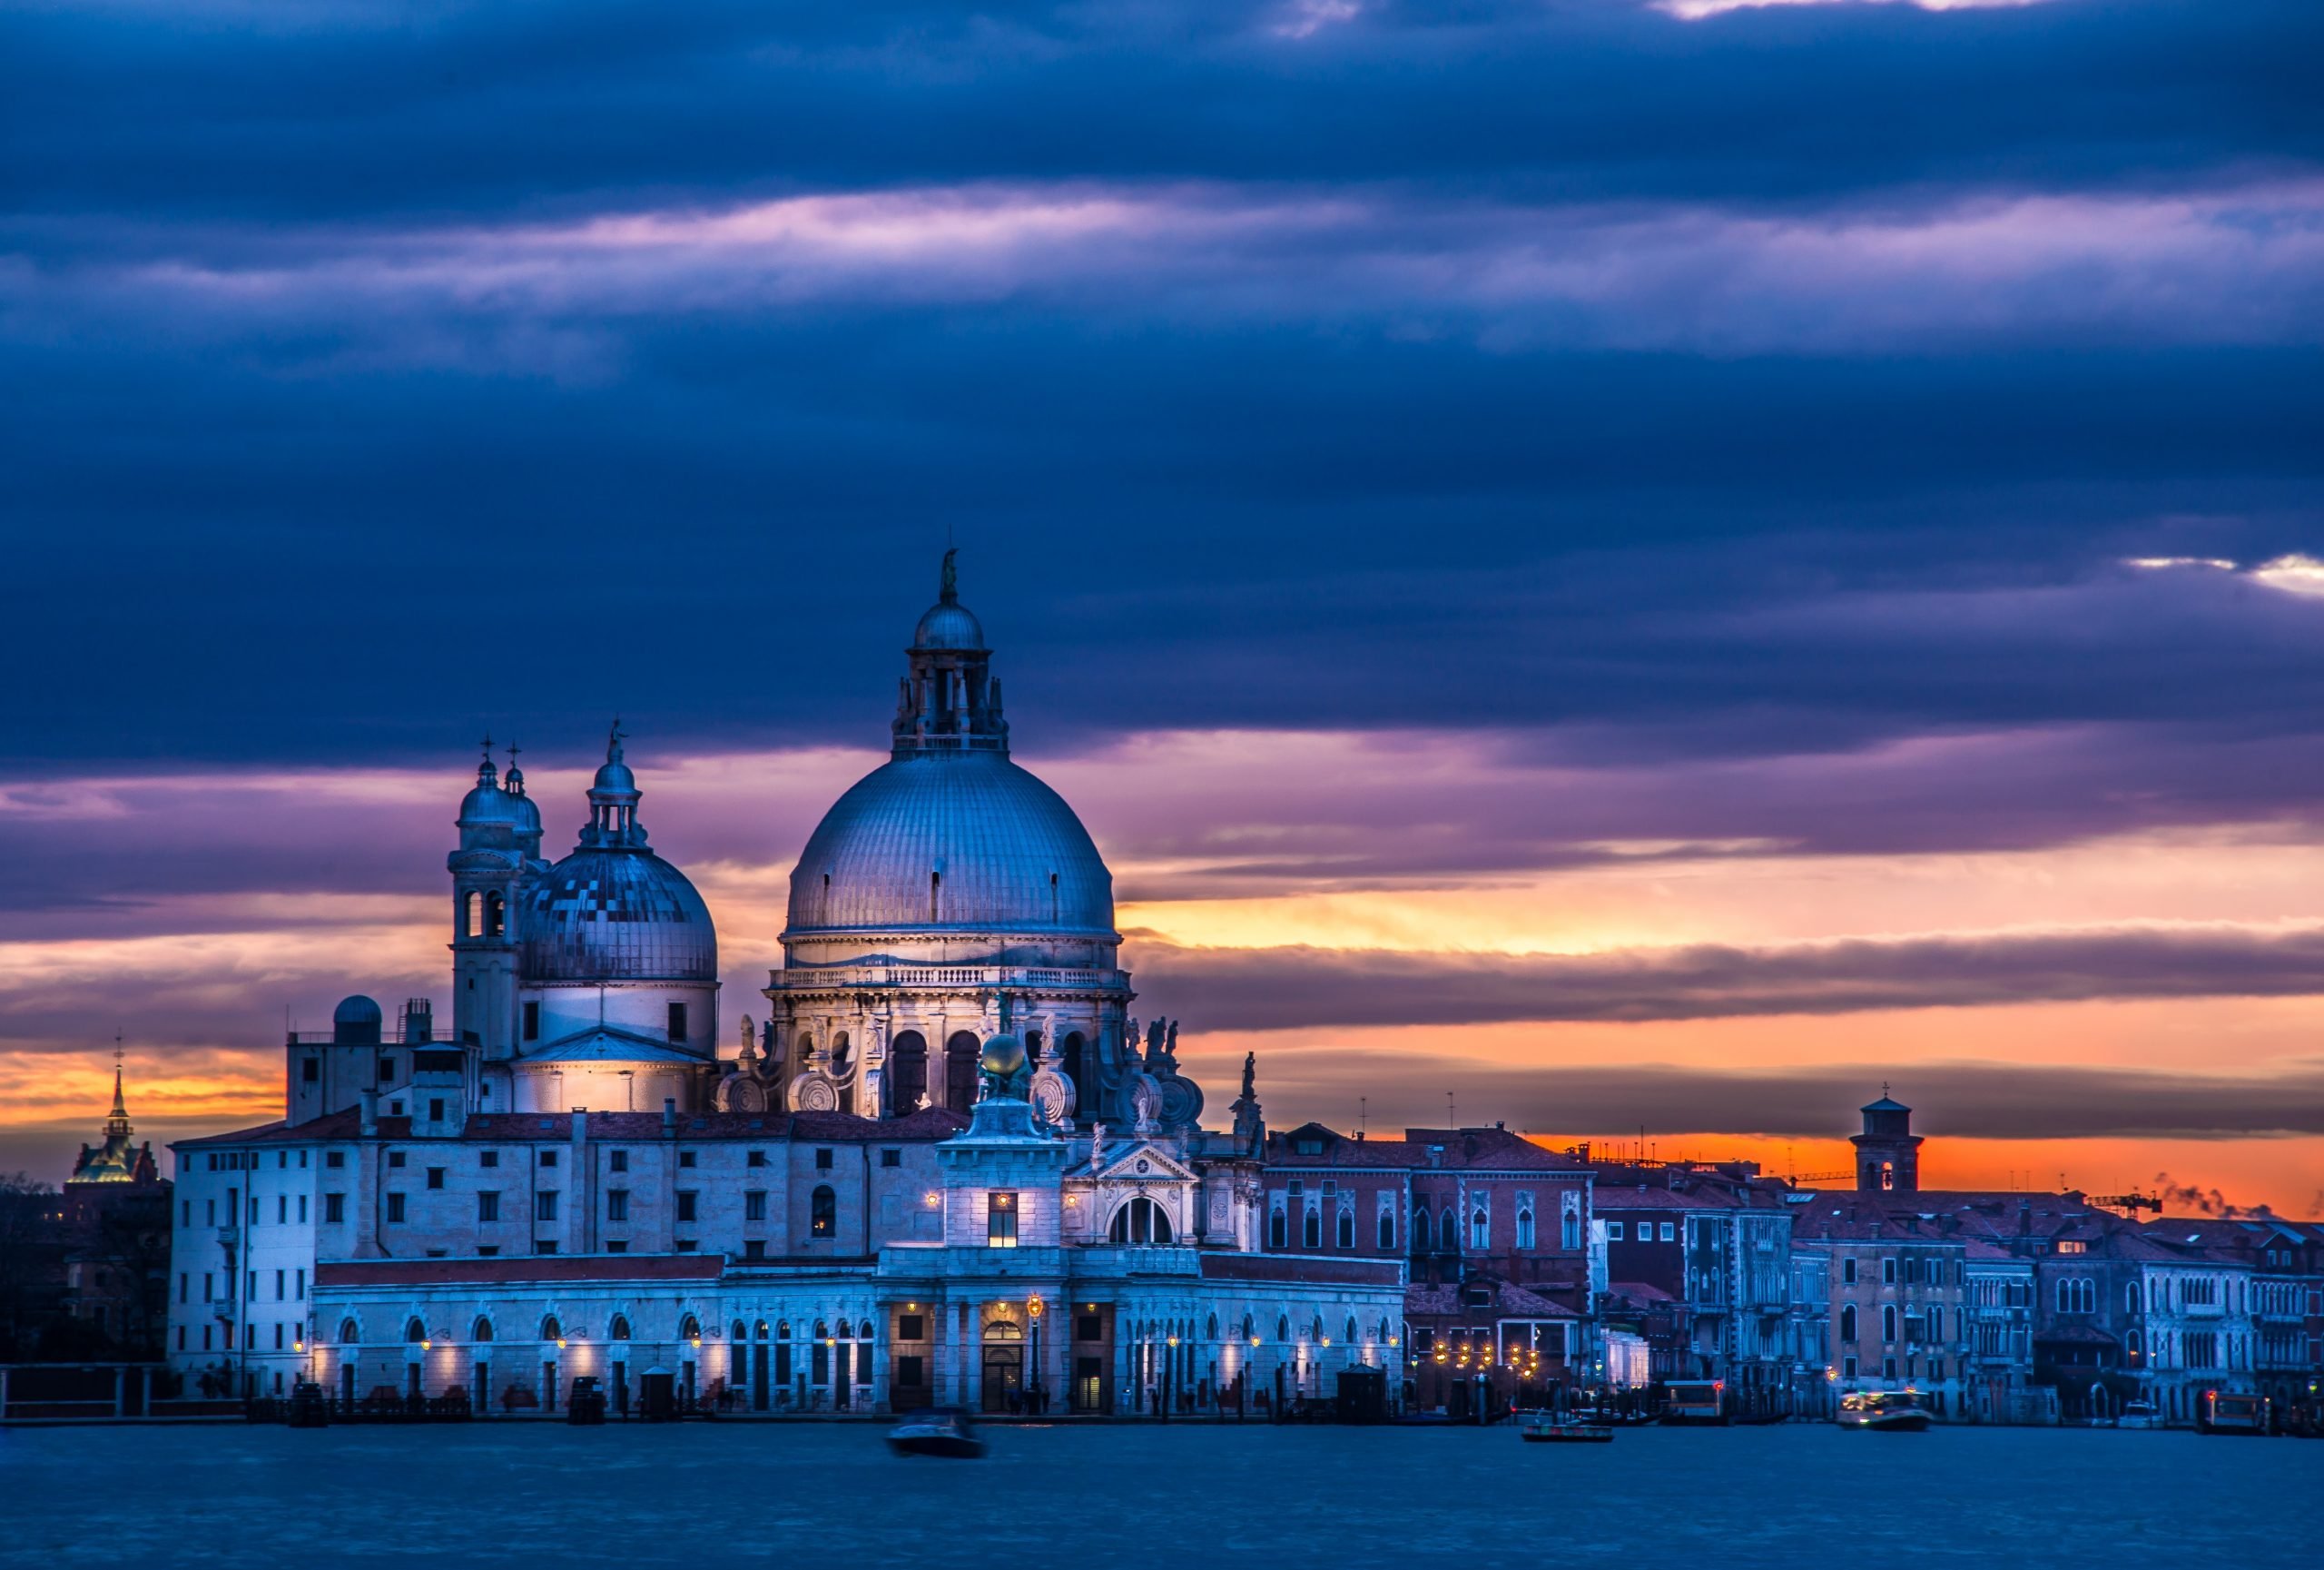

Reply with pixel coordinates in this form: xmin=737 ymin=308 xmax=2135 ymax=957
xmin=1518 ymin=1410 xmax=1614 ymax=1444
xmin=2114 ymin=1401 xmax=2162 ymax=1430
xmin=888 ymin=1407 xmax=986 ymax=1459
xmin=1836 ymin=1391 xmax=1930 ymax=1432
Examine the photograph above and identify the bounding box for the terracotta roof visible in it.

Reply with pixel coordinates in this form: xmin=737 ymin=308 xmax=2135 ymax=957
xmin=1265 ymin=1124 xmax=1587 ymax=1174
xmin=175 ymin=1106 xmax=969 ymax=1150
xmin=1405 ymin=1280 xmax=1577 ymax=1318
xmin=1605 ymin=1279 xmax=1677 ymax=1304
xmin=316 ymin=1255 xmax=725 ymax=1289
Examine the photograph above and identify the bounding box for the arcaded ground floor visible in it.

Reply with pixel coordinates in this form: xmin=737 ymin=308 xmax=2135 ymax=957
xmin=1 ymin=1419 xmax=2311 ymax=1569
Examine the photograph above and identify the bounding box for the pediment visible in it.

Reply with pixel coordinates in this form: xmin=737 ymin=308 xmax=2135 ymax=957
xmin=1089 ymin=1142 xmax=1196 ymax=1184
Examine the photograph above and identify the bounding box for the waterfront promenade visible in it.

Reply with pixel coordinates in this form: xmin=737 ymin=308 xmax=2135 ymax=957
xmin=2 ymin=1420 xmax=2306 ymax=1569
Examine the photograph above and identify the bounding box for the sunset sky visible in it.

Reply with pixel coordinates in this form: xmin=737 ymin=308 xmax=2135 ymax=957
xmin=3 ymin=0 xmax=2321 ymax=1213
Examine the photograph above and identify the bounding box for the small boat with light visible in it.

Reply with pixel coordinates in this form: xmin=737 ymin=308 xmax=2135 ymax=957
xmin=1836 ymin=1391 xmax=1930 ymax=1432
xmin=888 ymin=1407 xmax=986 ymax=1458
xmin=1518 ymin=1410 xmax=1614 ymax=1444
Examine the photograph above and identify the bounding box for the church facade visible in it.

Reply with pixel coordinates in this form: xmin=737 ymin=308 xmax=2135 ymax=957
xmin=165 ymin=558 xmax=1401 ymax=1414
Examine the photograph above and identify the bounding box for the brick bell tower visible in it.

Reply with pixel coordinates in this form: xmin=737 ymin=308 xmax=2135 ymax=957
xmin=1851 ymin=1088 xmax=1922 ymax=1193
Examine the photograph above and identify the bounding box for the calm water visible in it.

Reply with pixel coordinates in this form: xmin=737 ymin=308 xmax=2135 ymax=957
xmin=4 ymin=1420 xmax=2310 ymax=1567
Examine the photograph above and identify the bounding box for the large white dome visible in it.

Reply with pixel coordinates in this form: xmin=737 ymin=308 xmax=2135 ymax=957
xmin=783 ymin=750 xmax=1115 ymax=938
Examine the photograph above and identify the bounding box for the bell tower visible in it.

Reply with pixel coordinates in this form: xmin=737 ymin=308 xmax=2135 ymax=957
xmin=448 ymin=740 xmax=526 ymax=1061
xmin=1851 ymin=1089 xmax=1922 ymax=1193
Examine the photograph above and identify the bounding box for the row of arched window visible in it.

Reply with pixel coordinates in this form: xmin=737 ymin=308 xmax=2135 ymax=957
xmin=352 ymin=1311 xmax=714 ymax=1347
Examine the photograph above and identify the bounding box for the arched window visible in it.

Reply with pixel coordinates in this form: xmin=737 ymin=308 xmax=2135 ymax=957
xmin=541 ymin=1316 xmax=562 ymax=1342
xmin=889 ymin=1031 xmax=929 ymax=1115
xmin=945 ymin=1032 xmax=980 ymax=1111
xmin=680 ymin=1315 xmax=700 ymax=1342
xmin=610 ymin=1315 xmax=631 ymax=1340
xmin=813 ymin=1320 xmax=830 ymax=1340
xmin=773 ymin=1320 xmax=786 ymax=1339
xmin=1061 ymin=1032 xmax=1085 ymax=1096
xmin=860 ymin=1319 xmax=875 ymax=1340
xmin=1336 ymin=1209 xmax=1354 ymax=1249
xmin=1469 ymin=1204 xmax=1490 ymax=1250
xmin=1441 ymin=1207 xmax=1457 ymax=1249
xmin=733 ymin=1319 xmax=748 ymax=1342
xmin=405 ymin=1318 xmax=427 ymax=1345
xmin=471 ymin=1317 xmax=494 ymax=1343
xmin=1882 ymin=1305 xmax=1897 ymax=1343
xmin=1206 ymin=1313 xmax=1219 ymax=1340
xmin=483 ymin=890 xmax=505 ymax=939
xmin=1926 ymin=1306 xmax=1942 ymax=1340
xmin=2127 ymin=1282 xmax=2141 ymax=1313
xmin=1268 ymin=1207 xmax=1287 ymax=1249
xmin=1111 ymin=1196 xmax=1173 ymax=1244
xmin=811 ymin=1185 xmax=837 ymax=1238
xmin=1378 ymin=1208 xmax=1395 ymax=1250
xmin=1840 ymin=1306 xmax=1857 ymax=1342
xmin=1303 ymin=1207 xmax=1322 ymax=1249
xmin=1345 ymin=1316 xmax=1358 ymax=1346
xmin=340 ymin=1318 xmax=361 ymax=1346
xmin=1276 ymin=1315 xmax=1290 ymax=1343
xmin=1412 ymin=1206 xmax=1432 ymax=1252
xmin=1879 ymin=1160 xmax=1895 ymax=1191
xmin=830 ymin=1032 xmax=852 ymax=1079
xmin=1516 ymin=1206 xmax=1536 ymax=1250
xmin=1242 ymin=1313 xmax=1256 ymax=1343
xmin=460 ymin=890 xmax=478 ymax=938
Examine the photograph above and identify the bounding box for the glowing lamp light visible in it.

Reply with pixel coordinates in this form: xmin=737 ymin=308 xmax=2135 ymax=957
xmin=924 ymin=1191 xmax=940 ymax=1207
xmin=421 ymin=1339 xmax=432 ymax=1351
xmin=556 ymin=1338 xmax=567 ymax=1349
xmin=293 ymin=1340 xmax=305 ymax=1353
xmin=690 ymin=1337 xmax=702 ymax=1348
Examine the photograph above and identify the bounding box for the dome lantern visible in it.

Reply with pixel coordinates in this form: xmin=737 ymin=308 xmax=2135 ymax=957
xmin=892 ymin=549 xmax=1009 ymax=759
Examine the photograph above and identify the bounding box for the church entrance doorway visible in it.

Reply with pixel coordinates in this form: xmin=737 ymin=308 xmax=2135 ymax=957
xmin=982 ymin=1319 xmax=1025 ymax=1413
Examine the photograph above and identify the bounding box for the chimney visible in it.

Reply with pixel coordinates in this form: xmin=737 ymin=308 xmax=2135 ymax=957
xmin=663 ymin=1098 xmax=677 ymax=1135
xmin=359 ymin=1088 xmax=379 ymax=1137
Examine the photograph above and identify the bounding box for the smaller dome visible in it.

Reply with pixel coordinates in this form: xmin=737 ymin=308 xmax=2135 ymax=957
xmin=979 ymin=1033 xmax=1026 ymax=1077
xmin=913 ymin=600 xmax=985 ymax=650
xmin=459 ymin=783 xmax=519 ymax=827
xmin=593 ymin=758 xmax=638 ymax=797
xmin=331 ymin=994 xmax=383 ymax=1046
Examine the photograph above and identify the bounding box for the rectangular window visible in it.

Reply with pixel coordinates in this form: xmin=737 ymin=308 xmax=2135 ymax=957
xmin=899 ymin=1314 xmax=927 ymax=1341
xmin=428 ymin=1099 xmax=445 ymax=1121
xmin=539 ymin=1150 xmax=558 ymax=1168
xmin=295 ymin=1269 xmax=304 ymax=1300
xmin=1659 ymin=1222 xmax=1675 ymax=1241
xmin=667 ymin=1002 xmax=687 ymax=1042
xmin=536 ymin=1239 xmax=557 ymax=1255
xmin=387 ymin=1192 xmax=406 ymax=1223
xmin=898 ymin=1356 xmax=925 ymax=1387
xmin=277 ymin=1196 xmax=287 ymax=1222
xmin=1608 ymin=1222 xmax=1624 ymax=1240
xmin=610 ymin=1150 xmax=628 ymax=1173
xmin=478 ymin=1246 xmax=498 ymax=1258
xmin=478 ymin=1191 xmax=500 ymax=1222
xmin=324 ymin=1193 xmax=345 ymax=1223
xmin=678 ymin=1150 xmax=696 ymax=1169
xmin=676 ymin=1191 xmax=698 ymax=1222
xmin=744 ymin=1190 xmax=767 ymax=1221
xmin=881 ymin=1149 xmax=901 ymax=1169
xmin=606 ymin=1240 xmax=627 ymax=1254
xmin=426 ymin=1167 xmax=445 ymax=1190
xmin=816 ymin=1149 xmax=834 ymax=1170
xmin=1844 ymin=1259 xmax=1858 ymax=1284
xmin=747 ymin=1150 xmax=767 ymax=1168
xmin=297 ymin=1195 xmax=307 ymax=1223
xmin=378 ymin=1053 xmax=396 ymax=1083
xmin=1883 ymin=1258 xmax=1897 ymax=1284
xmin=523 ymin=1001 xmax=539 ymax=1041
xmin=989 ymin=1190 xmax=1019 ymax=1246
xmin=743 ymin=1240 xmax=767 ymax=1260
xmin=274 ymin=1324 xmax=284 ymax=1349
xmin=178 ymin=1272 xmax=188 ymax=1304
xmin=481 ymin=1150 xmax=498 ymax=1169
xmin=301 ymin=1056 xmax=320 ymax=1083
xmin=536 ymin=1191 xmax=558 ymax=1222
xmin=388 ymin=1150 xmax=406 ymax=1169
xmin=274 ymin=1269 xmax=284 ymax=1299
xmin=177 ymin=1327 xmax=186 ymax=1350
xmin=607 ymin=1190 xmax=629 ymax=1221
xmin=326 ymin=1150 xmax=345 ymax=1169
xmin=674 ymin=1239 xmax=695 ymax=1252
